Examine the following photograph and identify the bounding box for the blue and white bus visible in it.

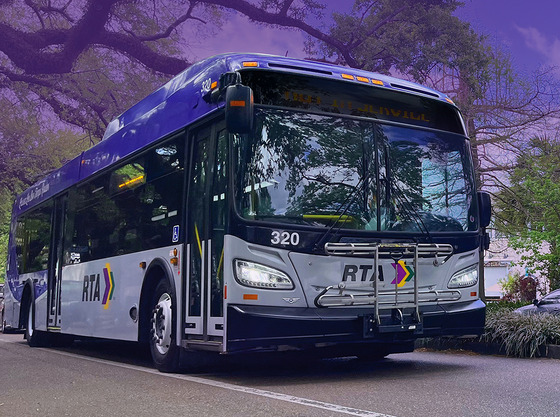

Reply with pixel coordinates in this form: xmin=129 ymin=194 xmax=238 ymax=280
xmin=2 ymin=53 xmax=491 ymax=371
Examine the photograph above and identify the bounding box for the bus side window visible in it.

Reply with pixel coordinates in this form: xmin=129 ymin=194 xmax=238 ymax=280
xmin=15 ymin=202 xmax=53 ymax=273
xmin=64 ymin=135 xmax=185 ymax=264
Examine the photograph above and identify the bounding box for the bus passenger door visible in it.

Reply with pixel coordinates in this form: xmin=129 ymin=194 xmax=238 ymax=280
xmin=185 ymin=122 xmax=228 ymax=342
xmin=48 ymin=194 xmax=66 ymax=329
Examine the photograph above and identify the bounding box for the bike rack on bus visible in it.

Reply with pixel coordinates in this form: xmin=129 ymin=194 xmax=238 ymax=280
xmin=315 ymin=242 xmax=457 ymax=334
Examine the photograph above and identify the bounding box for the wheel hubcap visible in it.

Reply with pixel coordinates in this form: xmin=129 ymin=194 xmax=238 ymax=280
xmin=152 ymin=293 xmax=172 ymax=355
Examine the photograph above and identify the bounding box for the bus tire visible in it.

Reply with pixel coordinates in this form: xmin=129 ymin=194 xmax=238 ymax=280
xmin=149 ymin=279 xmax=180 ymax=372
xmin=24 ymin=298 xmax=49 ymax=347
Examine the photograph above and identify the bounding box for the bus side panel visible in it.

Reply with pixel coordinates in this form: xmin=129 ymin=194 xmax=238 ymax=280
xmin=60 ymin=245 xmax=182 ymax=341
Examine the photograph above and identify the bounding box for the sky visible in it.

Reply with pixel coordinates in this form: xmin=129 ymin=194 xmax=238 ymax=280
xmin=185 ymin=0 xmax=560 ymax=79
xmin=456 ymin=0 xmax=560 ymax=76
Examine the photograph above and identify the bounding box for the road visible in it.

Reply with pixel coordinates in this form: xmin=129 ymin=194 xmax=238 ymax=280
xmin=1 ymin=332 xmax=559 ymax=417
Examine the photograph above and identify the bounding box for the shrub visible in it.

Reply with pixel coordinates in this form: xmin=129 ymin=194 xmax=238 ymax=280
xmin=483 ymin=309 xmax=560 ymax=357
xmin=498 ymin=271 xmax=538 ymax=302
xmin=485 ymin=300 xmax=527 ymax=314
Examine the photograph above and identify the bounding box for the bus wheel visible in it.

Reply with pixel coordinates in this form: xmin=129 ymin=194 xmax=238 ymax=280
xmin=149 ymin=280 xmax=180 ymax=372
xmin=25 ymin=299 xmax=49 ymax=347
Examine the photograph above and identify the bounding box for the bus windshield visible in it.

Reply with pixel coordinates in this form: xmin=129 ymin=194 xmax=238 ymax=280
xmin=235 ymin=108 xmax=478 ymax=232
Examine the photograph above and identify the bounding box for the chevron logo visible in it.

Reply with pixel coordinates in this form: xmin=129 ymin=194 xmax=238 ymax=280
xmin=102 ymin=263 xmax=115 ymax=309
xmin=391 ymin=260 xmax=415 ymax=288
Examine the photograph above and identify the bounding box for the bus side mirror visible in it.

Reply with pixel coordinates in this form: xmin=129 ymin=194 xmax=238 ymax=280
xmin=225 ymin=84 xmax=254 ymax=134
xmin=478 ymin=191 xmax=491 ymax=228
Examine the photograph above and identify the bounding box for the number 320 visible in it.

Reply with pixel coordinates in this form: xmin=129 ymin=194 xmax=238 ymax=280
xmin=271 ymin=231 xmax=300 ymax=246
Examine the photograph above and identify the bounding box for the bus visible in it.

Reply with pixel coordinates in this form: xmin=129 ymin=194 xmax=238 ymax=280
xmin=2 ymin=53 xmax=491 ymax=371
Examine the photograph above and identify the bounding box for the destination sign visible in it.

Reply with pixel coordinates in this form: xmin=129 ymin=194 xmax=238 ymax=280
xmin=241 ymin=71 xmax=464 ymax=135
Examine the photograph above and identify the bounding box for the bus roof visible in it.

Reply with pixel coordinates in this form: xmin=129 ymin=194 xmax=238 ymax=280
xmin=13 ymin=53 xmax=455 ymax=217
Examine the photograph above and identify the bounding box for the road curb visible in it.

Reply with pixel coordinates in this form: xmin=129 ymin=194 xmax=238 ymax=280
xmin=415 ymin=338 xmax=560 ymax=359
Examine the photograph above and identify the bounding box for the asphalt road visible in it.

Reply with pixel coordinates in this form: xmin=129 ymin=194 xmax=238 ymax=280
xmin=1 ymin=332 xmax=559 ymax=417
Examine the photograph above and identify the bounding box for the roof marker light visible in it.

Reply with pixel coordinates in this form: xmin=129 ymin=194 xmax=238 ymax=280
xmin=356 ymin=76 xmax=369 ymax=83
xmin=445 ymin=97 xmax=455 ymax=105
xmin=341 ymin=74 xmax=355 ymax=80
xmin=243 ymin=61 xmax=258 ymax=67
xmin=371 ymin=79 xmax=384 ymax=86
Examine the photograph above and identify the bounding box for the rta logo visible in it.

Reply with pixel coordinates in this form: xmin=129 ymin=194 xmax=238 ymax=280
xmin=82 ymin=263 xmax=115 ymax=309
xmin=341 ymin=262 xmax=415 ymax=285
xmin=342 ymin=265 xmax=384 ymax=282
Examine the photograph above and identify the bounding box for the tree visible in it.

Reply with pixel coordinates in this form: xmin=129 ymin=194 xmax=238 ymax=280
xmin=0 ymin=95 xmax=87 ymax=281
xmin=494 ymin=136 xmax=560 ymax=290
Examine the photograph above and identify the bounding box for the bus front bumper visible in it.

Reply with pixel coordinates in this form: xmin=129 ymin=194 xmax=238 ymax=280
xmin=226 ymin=299 xmax=485 ymax=353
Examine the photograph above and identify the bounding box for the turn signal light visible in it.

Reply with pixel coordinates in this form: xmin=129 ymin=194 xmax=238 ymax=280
xmin=243 ymin=294 xmax=258 ymax=300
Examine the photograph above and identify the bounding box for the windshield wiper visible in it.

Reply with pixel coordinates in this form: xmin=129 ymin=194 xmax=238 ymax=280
xmin=312 ymin=161 xmax=375 ymax=252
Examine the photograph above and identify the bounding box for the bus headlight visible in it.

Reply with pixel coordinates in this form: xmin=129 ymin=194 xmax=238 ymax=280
xmin=448 ymin=264 xmax=478 ymax=289
xmin=234 ymin=260 xmax=294 ymax=290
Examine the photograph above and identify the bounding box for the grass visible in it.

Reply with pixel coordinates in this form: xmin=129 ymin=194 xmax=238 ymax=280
xmin=482 ymin=303 xmax=560 ymax=358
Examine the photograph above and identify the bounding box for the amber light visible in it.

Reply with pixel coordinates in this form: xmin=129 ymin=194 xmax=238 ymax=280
xmin=211 ymin=81 xmax=218 ymax=90
xmin=356 ymin=76 xmax=369 ymax=83
xmin=341 ymin=74 xmax=355 ymax=80
xmin=229 ymin=100 xmax=246 ymax=107
xmin=243 ymin=61 xmax=258 ymax=67
xmin=243 ymin=294 xmax=258 ymax=300
xmin=170 ymin=248 xmax=179 ymax=266
xmin=139 ymin=262 xmax=146 ymax=269
xmin=371 ymin=79 xmax=384 ymax=86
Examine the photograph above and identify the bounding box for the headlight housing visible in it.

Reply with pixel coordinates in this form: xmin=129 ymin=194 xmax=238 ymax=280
xmin=234 ymin=260 xmax=294 ymax=290
xmin=448 ymin=264 xmax=478 ymax=289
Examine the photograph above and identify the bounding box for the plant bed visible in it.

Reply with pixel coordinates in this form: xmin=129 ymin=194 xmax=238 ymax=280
xmin=416 ymin=305 xmax=560 ymax=359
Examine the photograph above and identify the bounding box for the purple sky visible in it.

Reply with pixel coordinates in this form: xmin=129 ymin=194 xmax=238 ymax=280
xmin=456 ymin=0 xmax=560 ymax=75
xmin=184 ymin=1 xmax=559 ymax=78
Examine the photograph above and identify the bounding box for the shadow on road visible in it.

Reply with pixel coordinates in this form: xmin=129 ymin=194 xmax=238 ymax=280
xmin=39 ymin=335 xmax=472 ymax=385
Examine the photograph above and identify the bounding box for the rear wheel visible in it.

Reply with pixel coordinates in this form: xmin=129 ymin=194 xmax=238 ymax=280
xmin=149 ymin=280 xmax=180 ymax=372
xmin=24 ymin=299 xmax=49 ymax=347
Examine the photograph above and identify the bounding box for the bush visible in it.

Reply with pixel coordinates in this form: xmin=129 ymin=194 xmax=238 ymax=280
xmin=485 ymin=300 xmax=528 ymax=314
xmin=483 ymin=308 xmax=560 ymax=357
xmin=498 ymin=272 xmax=538 ymax=302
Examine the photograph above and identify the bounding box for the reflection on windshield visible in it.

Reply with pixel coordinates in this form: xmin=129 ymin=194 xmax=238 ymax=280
xmin=235 ymin=109 xmax=477 ymax=232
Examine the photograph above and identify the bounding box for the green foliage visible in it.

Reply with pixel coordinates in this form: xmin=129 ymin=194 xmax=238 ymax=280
xmin=494 ymin=137 xmax=560 ymax=290
xmin=484 ymin=309 xmax=560 ymax=357
xmin=305 ymin=0 xmax=491 ymax=97
xmin=485 ymin=300 xmax=528 ymax=314
xmin=498 ymin=271 xmax=538 ymax=302
xmin=0 ymin=97 xmax=88 ymax=280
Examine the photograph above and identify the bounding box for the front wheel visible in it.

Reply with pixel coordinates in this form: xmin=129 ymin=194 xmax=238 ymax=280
xmin=149 ymin=280 xmax=180 ymax=372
